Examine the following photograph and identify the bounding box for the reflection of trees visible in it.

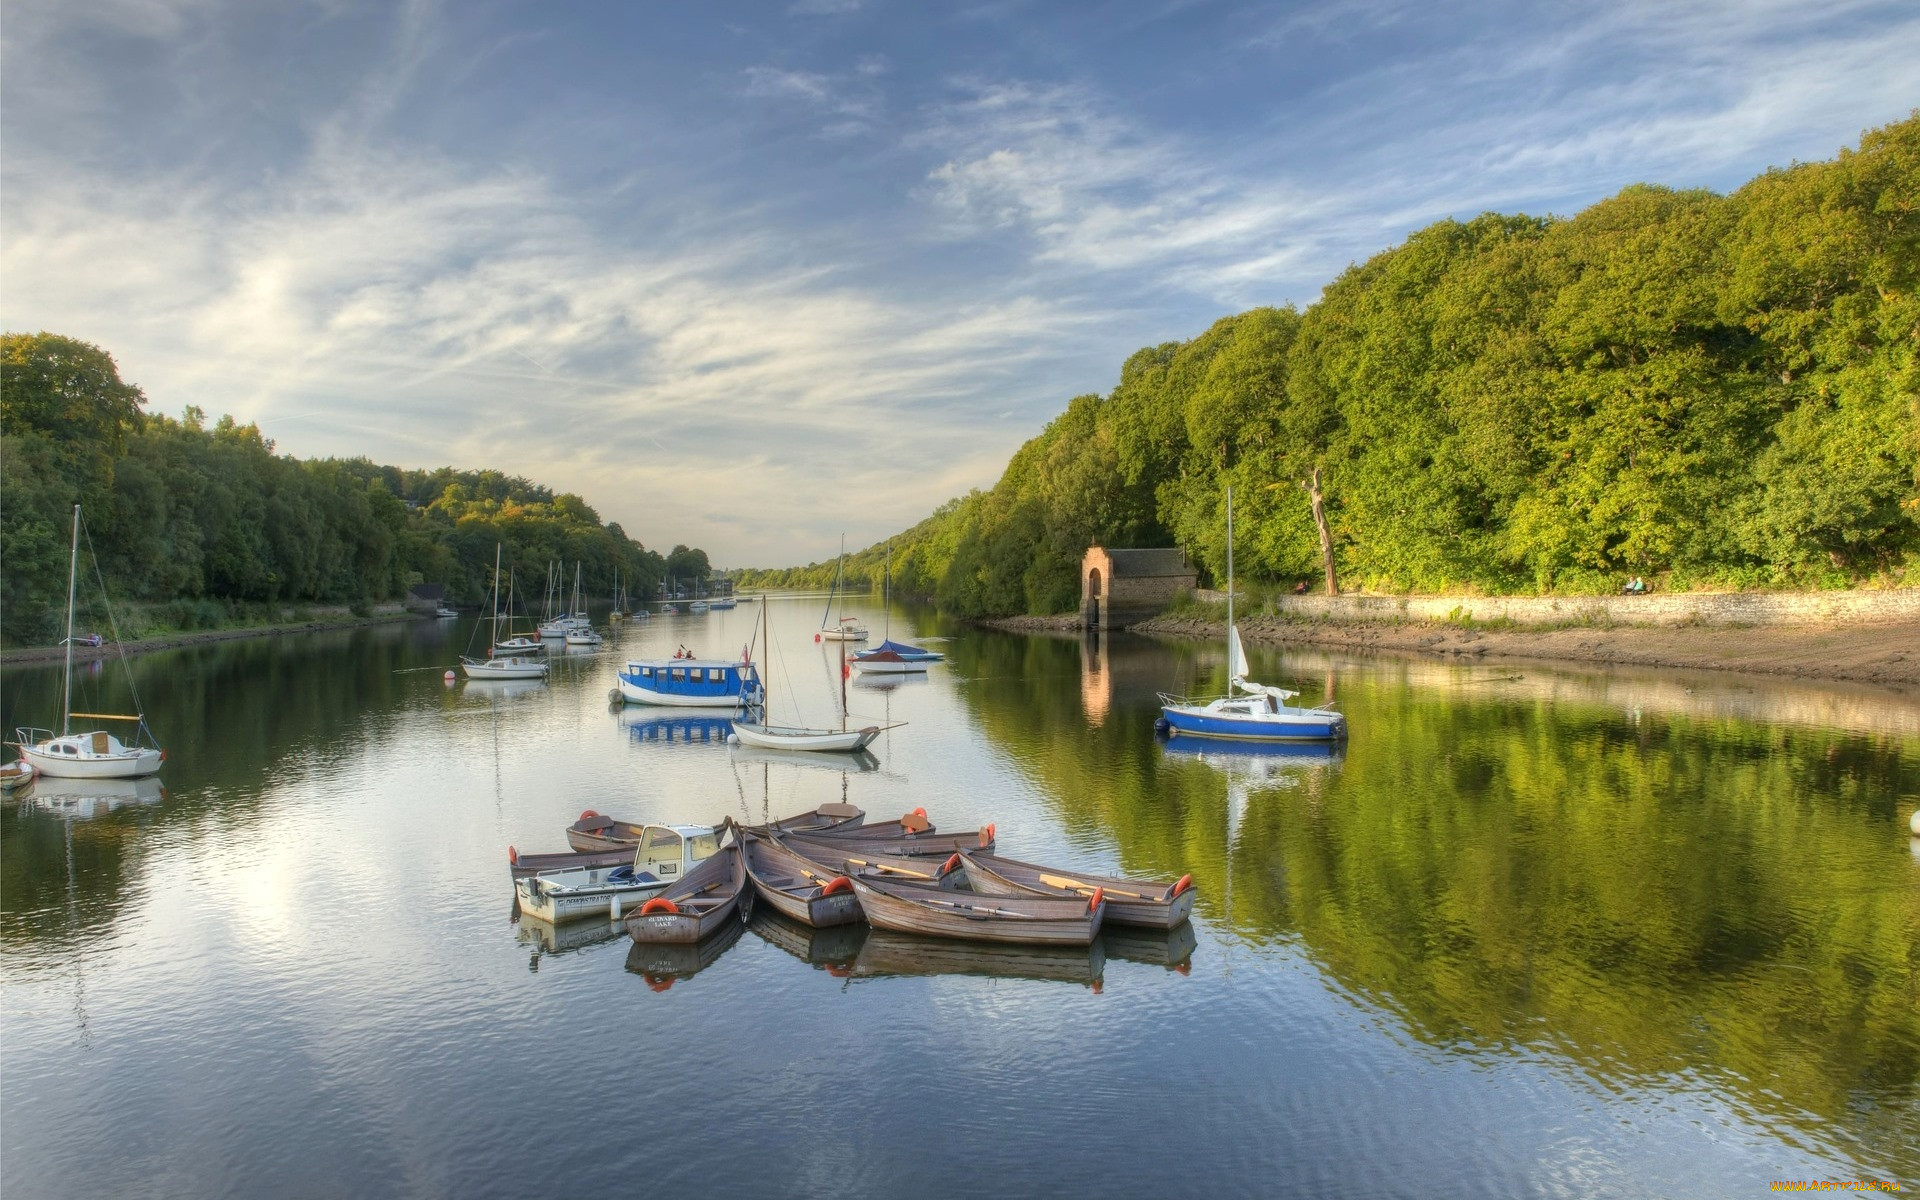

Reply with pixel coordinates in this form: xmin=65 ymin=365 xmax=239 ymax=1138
xmin=0 ymin=619 xmax=459 ymax=944
xmin=954 ymin=627 xmax=1920 ymax=1171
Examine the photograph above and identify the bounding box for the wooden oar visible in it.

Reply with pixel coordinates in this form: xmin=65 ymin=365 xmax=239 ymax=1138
xmin=882 ymin=890 xmax=1046 ymax=920
xmin=1037 ymin=872 xmax=1155 ymax=900
xmin=843 ymin=855 xmax=938 ymax=880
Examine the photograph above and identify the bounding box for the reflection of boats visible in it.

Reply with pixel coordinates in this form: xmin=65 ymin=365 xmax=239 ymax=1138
xmin=1103 ymin=923 xmax=1197 ymax=972
xmin=852 ymin=929 xmax=1105 ymax=986
xmin=1159 ymin=736 xmax=1346 ymax=762
xmin=624 ymin=917 xmax=745 ymax=989
xmin=961 ymin=850 xmax=1195 ymax=929
xmin=851 ymin=671 xmax=930 ymax=692
xmin=742 ymin=833 xmax=863 ymax=927
xmin=1158 ymin=487 xmax=1343 ymax=742
xmin=749 ymin=909 xmax=868 ymax=971
xmin=28 ymin=774 xmax=166 ymax=819
xmin=618 ymin=708 xmax=736 ymax=745
xmin=623 ymin=842 xmax=747 ymax=944
xmin=461 ymin=677 xmax=548 ymax=702
xmin=847 ymin=873 xmax=1105 ymax=946
xmin=728 ymin=744 xmax=881 ymax=773
xmin=517 ymin=915 xmax=626 ymax=957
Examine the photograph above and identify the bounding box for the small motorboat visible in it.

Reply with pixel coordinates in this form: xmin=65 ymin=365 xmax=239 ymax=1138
xmin=615 ymin=656 xmax=760 ymax=707
xmin=689 ymin=601 xmax=710 ymax=613
xmin=708 ymin=598 xmax=737 ymax=610
xmin=846 ymin=873 xmax=1106 ymax=946
xmin=956 ymin=851 xmax=1194 ymax=929
xmin=741 ymin=833 xmax=864 ymax=928
xmin=435 ymin=607 xmax=460 ymax=618
xmin=624 ymin=840 xmax=748 ymax=945
xmin=517 ymin=822 xmax=723 ymax=923
xmin=491 ymin=636 xmax=545 ymax=656
xmin=0 ymin=760 xmax=36 ymax=794
xmin=565 ymin=628 xmax=603 ymax=647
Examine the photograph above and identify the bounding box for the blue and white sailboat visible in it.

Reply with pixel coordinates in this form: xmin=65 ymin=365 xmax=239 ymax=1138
xmin=852 ymin=541 xmax=943 ymax=672
xmin=1157 ymin=487 xmax=1346 ymax=743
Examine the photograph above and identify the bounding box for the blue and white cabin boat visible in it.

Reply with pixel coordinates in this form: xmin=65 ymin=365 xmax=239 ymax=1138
xmin=1157 ymin=628 xmax=1345 ymax=741
xmin=617 ymin=656 xmax=762 ymax=707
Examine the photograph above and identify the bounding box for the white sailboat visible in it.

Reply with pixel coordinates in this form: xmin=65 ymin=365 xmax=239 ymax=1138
xmin=852 ymin=539 xmax=941 ymax=674
xmin=1156 ymin=487 xmax=1345 ymax=742
xmin=14 ymin=505 xmax=165 ymax=779
xmin=461 ymin=547 xmax=550 ymax=680
xmin=817 ymin=536 xmax=869 ymax=641
xmin=731 ymin=598 xmax=893 ymax=753
xmin=564 ymin=564 xmax=603 ymax=645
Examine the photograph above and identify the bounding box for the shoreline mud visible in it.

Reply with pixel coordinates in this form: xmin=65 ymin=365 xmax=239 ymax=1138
xmin=0 ymin=611 xmax=427 ymax=667
xmin=983 ymin=611 xmax=1920 ymax=690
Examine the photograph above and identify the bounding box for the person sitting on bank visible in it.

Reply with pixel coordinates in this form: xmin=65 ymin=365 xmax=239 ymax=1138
xmin=1293 ymin=580 xmax=1310 ymax=595
xmin=1623 ymin=576 xmax=1647 ymax=595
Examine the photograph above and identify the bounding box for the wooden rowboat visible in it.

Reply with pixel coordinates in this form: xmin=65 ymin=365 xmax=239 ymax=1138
xmin=571 ymin=803 xmax=859 ymax=852
xmin=787 ymin=821 xmax=996 ymax=859
xmin=797 ymin=807 xmax=933 ymax=840
xmin=846 ymin=873 xmax=1105 ymax=946
xmin=741 ymin=833 xmax=864 ymax=928
xmin=958 ymin=851 xmax=1194 ymax=929
xmin=739 ymin=802 xmax=866 ymax=838
xmin=0 ymin=760 xmax=35 ymax=794
xmin=623 ymin=841 xmax=747 ymax=945
xmin=508 ymin=845 xmax=631 ymax=880
xmin=784 ymin=839 xmax=963 ymax=887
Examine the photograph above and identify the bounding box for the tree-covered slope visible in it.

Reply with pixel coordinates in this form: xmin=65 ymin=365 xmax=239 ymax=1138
xmin=740 ymin=114 xmax=1920 ymax=616
xmin=1 ymin=332 xmax=684 ymax=645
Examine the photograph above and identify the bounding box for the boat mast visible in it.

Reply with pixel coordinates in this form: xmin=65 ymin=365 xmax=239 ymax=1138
xmin=62 ymin=504 xmax=79 ymax=735
xmin=883 ymin=538 xmax=891 ymax=643
xmin=1225 ymin=485 xmax=1235 ymax=680
xmin=490 ymin=544 xmax=503 ymax=654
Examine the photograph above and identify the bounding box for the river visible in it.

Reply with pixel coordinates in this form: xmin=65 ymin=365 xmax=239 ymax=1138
xmin=3 ymin=596 xmax=1916 ymax=1197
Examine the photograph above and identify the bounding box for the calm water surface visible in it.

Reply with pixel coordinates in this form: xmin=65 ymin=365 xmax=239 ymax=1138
xmin=3 ymin=598 xmax=1917 ymax=1198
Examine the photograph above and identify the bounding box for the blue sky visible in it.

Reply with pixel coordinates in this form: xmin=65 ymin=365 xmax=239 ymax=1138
xmin=4 ymin=0 xmax=1915 ymax=565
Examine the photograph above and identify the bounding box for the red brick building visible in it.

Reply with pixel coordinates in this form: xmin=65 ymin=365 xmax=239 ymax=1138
xmin=1081 ymin=547 xmax=1197 ymax=630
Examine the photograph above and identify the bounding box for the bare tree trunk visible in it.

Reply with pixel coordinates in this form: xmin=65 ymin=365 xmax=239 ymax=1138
xmin=1307 ymin=467 xmax=1337 ymax=596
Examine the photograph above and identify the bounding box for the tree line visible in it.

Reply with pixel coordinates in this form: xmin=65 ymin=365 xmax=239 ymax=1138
xmin=0 ymin=333 xmax=701 ymax=645
xmin=739 ymin=113 xmax=1919 ymax=616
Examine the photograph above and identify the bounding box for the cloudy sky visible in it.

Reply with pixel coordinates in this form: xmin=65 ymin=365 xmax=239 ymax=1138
xmin=4 ymin=0 xmax=1915 ymax=565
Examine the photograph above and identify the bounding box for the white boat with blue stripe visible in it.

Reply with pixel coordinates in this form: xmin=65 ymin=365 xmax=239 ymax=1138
xmin=1156 ymin=487 xmax=1345 ymax=744
xmin=617 ymin=654 xmax=762 ymax=707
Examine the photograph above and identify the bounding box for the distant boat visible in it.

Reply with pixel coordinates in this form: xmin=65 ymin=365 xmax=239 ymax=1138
xmin=461 ymin=546 xmax=550 ymax=681
xmin=852 ymin=541 xmax=940 ymax=669
xmin=565 ymin=628 xmax=603 ymax=647
xmin=15 ymin=505 xmax=165 ymax=780
xmin=817 ymin=536 xmax=869 ymax=641
xmin=435 ymin=607 xmax=460 ymax=618
xmin=1157 ymin=487 xmax=1344 ymax=742
xmin=689 ymin=601 xmax=710 ymax=613
xmin=709 ymin=597 xmax=736 ymax=610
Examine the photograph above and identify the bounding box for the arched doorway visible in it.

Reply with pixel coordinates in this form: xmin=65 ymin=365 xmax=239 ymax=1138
xmin=1086 ymin=567 xmax=1103 ymax=629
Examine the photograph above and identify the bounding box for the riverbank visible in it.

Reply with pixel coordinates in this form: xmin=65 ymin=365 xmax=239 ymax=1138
xmin=1130 ymin=612 xmax=1920 ymax=689
xmin=0 ymin=607 xmax=427 ymax=666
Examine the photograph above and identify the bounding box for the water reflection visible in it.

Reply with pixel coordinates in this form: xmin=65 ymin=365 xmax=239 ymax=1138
xmin=960 ymin=626 xmax=1920 ymax=1175
xmin=25 ymin=775 xmax=167 ymax=820
xmin=851 ymin=928 xmax=1106 ymax=988
xmin=623 ymin=919 xmax=745 ymax=989
xmin=616 ymin=707 xmax=735 ymax=745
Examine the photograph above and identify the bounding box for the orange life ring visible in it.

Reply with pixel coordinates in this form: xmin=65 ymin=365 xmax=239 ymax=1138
xmin=941 ymin=853 xmax=962 ymax=875
xmin=979 ymin=823 xmax=995 ymax=847
xmin=911 ymin=807 xmax=927 ymax=819
xmin=508 ymin=846 xmax=519 ymax=865
xmin=580 ymin=809 xmax=599 ymax=822
xmin=821 ymin=876 xmax=853 ymax=896
xmin=1087 ymin=887 xmax=1104 ymax=913
xmin=639 ymin=897 xmax=679 ymax=916
xmin=1171 ymin=874 xmax=1193 ymax=898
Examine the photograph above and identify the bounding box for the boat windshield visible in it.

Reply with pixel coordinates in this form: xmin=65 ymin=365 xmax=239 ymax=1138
xmin=685 ymin=832 xmax=720 ymax=863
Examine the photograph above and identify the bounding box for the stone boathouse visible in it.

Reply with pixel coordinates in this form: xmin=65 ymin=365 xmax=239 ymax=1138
xmin=1081 ymin=547 xmax=1198 ymax=631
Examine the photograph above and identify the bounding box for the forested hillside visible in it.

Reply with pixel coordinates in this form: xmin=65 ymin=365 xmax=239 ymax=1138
xmin=740 ymin=114 xmax=1920 ymax=616
xmin=1 ymin=333 xmax=684 ymax=645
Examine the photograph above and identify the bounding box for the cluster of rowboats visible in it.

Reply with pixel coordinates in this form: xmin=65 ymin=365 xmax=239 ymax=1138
xmin=509 ymin=803 xmax=1195 ymax=955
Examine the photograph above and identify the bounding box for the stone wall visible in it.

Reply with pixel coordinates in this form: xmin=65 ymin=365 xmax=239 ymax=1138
xmin=1109 ymin=574 xmax=1193 ymax=622
xmin=1192 ymin=588 xmax=1920 ymax=628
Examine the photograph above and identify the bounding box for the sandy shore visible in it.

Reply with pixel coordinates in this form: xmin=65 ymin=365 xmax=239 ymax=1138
xmin=0 ymin=611 xmax=427 ymax=667
xmin=1132 ymin=613 xmax=1920 ymax=690
xmin=982 ymin=611 xmax=1920 ymax=690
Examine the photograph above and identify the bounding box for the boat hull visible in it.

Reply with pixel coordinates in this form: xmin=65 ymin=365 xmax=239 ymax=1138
xmin=730 ymin=722 xmax=880 ymax=753
xmin=624 ymin=844 xmax=747 ymax=944
xmin=20 ymin=745 xmax=163 ymax=779
xmin=818 ymin=630 xmax=868 ymax=641
xmin=742 ymin=836 xmax=865 ymax=928
xmin=964 ymin=852 xmax=1195 ymax=929
xmin=849 ymin=657 xmax=927 ymax=674
xmin=1160 ymin=705 xmax=1344 ymax=741
xmin=516 ymin=869 xmax=668 ymax=924
xmin=461 ymin=657 xmax=548 ymax=680
xmin=848 ymin=877 xmax=1103 ymax=946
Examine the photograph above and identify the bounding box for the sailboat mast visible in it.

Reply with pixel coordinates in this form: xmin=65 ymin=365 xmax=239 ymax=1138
xmin=1226 ymin=484 xmax=1235 ymax=637
xmin=62 ymin=504 xmax=79 ymax=735
xmin=491 ymin=544 xmax=503 ymax=651
xmin=883 ymin=538 xmax=891 ymax=643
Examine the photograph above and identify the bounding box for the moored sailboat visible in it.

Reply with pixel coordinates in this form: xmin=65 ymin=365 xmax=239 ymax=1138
xmin=14 ymin=505 xmax=165 ymax=779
